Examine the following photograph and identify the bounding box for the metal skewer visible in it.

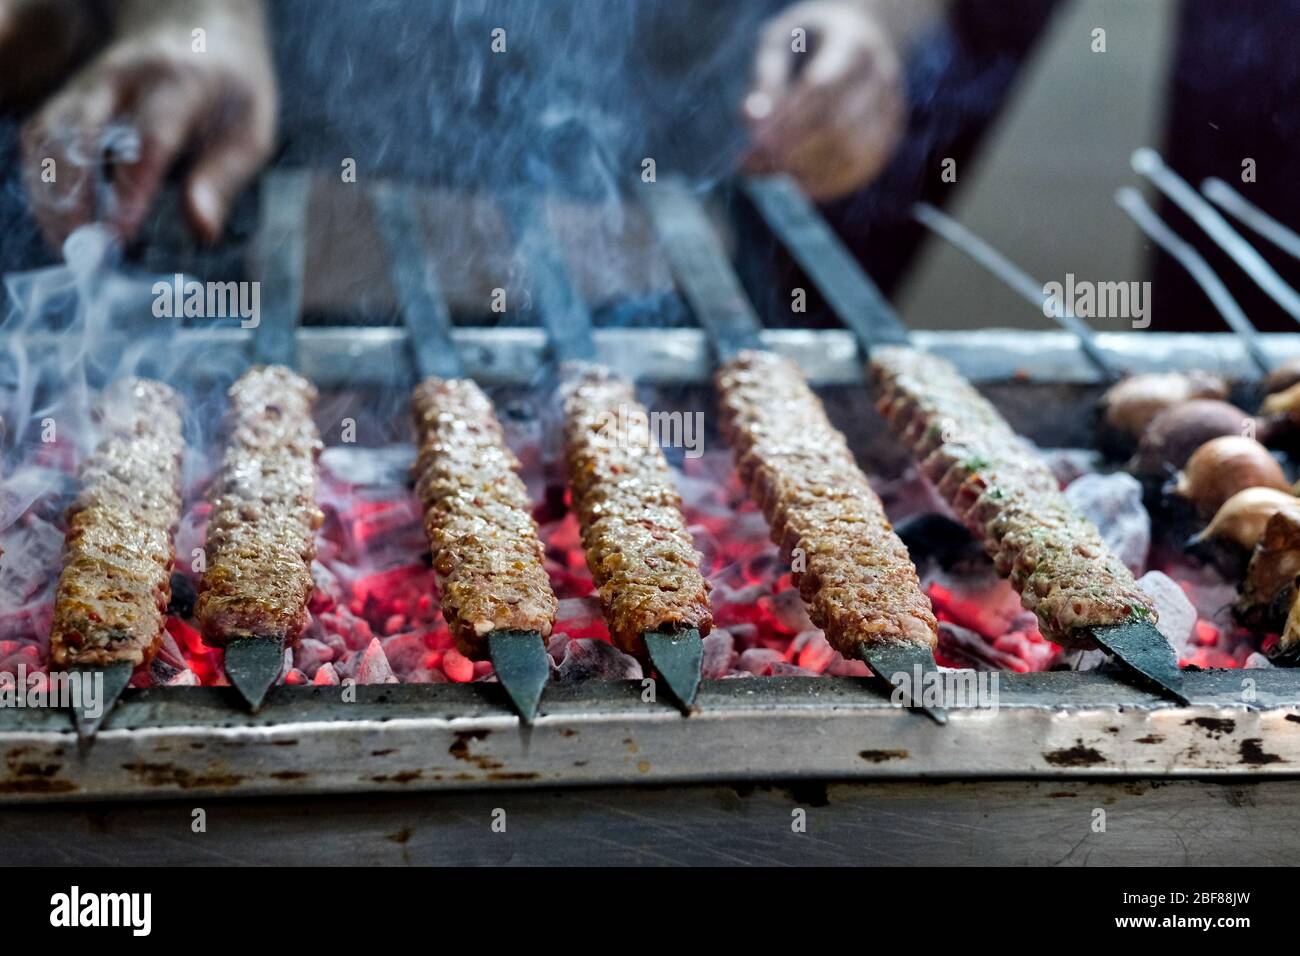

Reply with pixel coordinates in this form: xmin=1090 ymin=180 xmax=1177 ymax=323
xmin=1132 ymin=147 xmax=1300 ymax=323
xmin=504 ymin=193 xmax=705 ymax=714
xmin=219 ymin=169 xmax=313 ymax=712
xmin=60 ymin=128 xmax=151 ymax=739
xmin=1115 ymin=186 xmax=1272 ymax=375
xmin=70 ymin=661 xmax=133 ymax=742
xmin=645 ymin=177 xmax=946 ymax=723
xmin=742 ymin=176 xmax=1188 ymax=708
xmin=911 ymin=200 xmax=1121 ymax=382
xmin=1202 ymin=177 xmax=1300 ymax=262
xmin=372 ymin=182 xmax=551 ymax=724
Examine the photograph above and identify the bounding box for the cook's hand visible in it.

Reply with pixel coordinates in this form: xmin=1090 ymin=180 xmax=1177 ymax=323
xmin=744 ymin=0 xmax=904 ymax=201
xmin=21 ymin=0 xmax=276 ymax=248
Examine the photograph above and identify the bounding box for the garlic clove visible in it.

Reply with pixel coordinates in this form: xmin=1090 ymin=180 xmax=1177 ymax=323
xmin=1264 ymin=356 xmax=1300 ymax=396
xmin=1192 ymin=486 xmax=1300 ymax=553
xmin=1129 ymin=399 xmax=1255 ymax=476
xmin=1173 ymin=435 xmax=1289 ymax=517
xmin=1100 ymin=370 xmax=1230 ymax=437
xmin=1262 ymin=380 xmax=1300 ymax=421
xmin=1236 ymin=510 xmax=1300 ymax=655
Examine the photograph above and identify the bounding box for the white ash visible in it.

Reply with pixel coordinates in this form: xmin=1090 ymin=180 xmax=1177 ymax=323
xmin=1055 ymin=647 xmax=1108 ymax=670
xmin=769 ymin=662 xmax=819 ymax=677
xmin=1064 ymin=472 xmax=1151 ymax=575
xmin=356 ymin=638 xmax=400 ymax=684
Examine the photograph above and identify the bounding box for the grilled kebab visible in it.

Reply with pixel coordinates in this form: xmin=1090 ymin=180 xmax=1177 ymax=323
xmin=196 ymin=366 xmax=324 ymax=647
xmin=49 ymin=379 xmax=185 ymax=670
xmin=716 ymin=351 xmax=937 ymax=659
xmin=411 ymin=377 xmax=558 ymax=657
xmin=870 ymin=346 xmax=1157 ymax=647
xmin=560 ymin=364 xmax=712 ymax=660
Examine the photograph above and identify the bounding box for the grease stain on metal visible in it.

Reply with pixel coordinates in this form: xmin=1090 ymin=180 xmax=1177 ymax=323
xmin=449 ymin=730 xmax=502 ymax=770
xmin=1042 ymin=744 xmax=1106 ymax=767
xmin=1239 ymin=739 xmax=1283 ymax=766
xmin=120 ymin=762 xmax=245 ymax=790
xmin=1188 ymin=717 xmax=1235 ymax=737
xmin=859 ymin=749 xmax=908 ymax=763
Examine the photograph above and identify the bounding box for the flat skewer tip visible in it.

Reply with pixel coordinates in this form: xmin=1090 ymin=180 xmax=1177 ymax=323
xmin=857 ymin=641 xmax=949 ymax=725
xmin=223 ymin=637 xmax=284 ymax=713
xmin=644 ymin=629 xmax=703 ymax=714
xmin=70 ymin=660 xmax=134 ymax=742
xmin=487 ymin=631 xmax=551 ymax=724
xmin=1092 ymin=621 xmax=1190 ymax=706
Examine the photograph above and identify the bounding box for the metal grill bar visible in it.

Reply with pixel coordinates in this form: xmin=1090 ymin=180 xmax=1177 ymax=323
xmin=912 ymin=201 xmax=1120 ymax=381
xmin=503 ymin=196 xmax=599 ymax=366
xmin=642 ymin=179 xmax=765 ymax=360
xmin=250 ymin=170 xmax=310 ymax=367
xmin=4 ymin=669 xmax=1300 ymax=804
xmin=741 ymin=175 xmax=910 ymax=349
xmin=371 ymin=182 xmax=463 ymax=380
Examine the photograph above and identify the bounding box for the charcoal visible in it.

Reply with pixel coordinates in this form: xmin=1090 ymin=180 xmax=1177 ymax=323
xmin=1040 ymin=448 xmax=1103 ymax=486
xmin=555 ymin=638 xmax=642 ymax=682
xmin=1137 ymin=570 xmax=1197 ymax=659
xmin=1064 ymin=472 xmax=1151 ymax=574
xmin=379 ymin=632 xmax=428 ymax=674
xmin=826 ymin=655 xmax=870 ymax=677
xmin=737 ymin=647 xmax=784 ymax=676
xmin=768 ymin=662 xmax=818 ymax=677
xmin=167 ymin=572 xmax=197 ymax=618
xmin=790 ymin=630 xmax=835 ymax=673
xmin=313 ymin=662 xmax=341 ymax=686
xmin=357 ymin=638 xmax=398 ymax=684
xmin=895 ymin=513 xmax=981 ymax=569
xmin=701 ymin=629 xmax=737 ymax=678
xmin=0 ymin=514 xmax=63 ymax=606
xmin=765 ymin=589 xmax=814 ymax=633
xmin=936 ymin=621 xmax=1024 ymax=671
xmin=295 ymin=638 xmax=336 ymax=676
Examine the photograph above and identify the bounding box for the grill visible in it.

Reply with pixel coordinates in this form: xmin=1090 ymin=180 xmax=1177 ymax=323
xmin=4 ymin=170 xmax=1300 ymax=866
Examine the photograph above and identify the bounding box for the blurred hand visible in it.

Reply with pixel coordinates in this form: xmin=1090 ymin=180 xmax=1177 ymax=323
xmin=21 ymin=0 xmax=276 ymax=249
xmin=744 ymin=0 xmax=905 ymax=201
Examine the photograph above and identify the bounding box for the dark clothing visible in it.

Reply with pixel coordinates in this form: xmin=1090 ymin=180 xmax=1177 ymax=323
xmin=1151 ymin=0 xmax=1300 ymax=332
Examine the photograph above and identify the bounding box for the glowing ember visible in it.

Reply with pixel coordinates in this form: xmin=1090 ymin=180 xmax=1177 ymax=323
xmin=0 ymin=417 xmax=1268 ymax=688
